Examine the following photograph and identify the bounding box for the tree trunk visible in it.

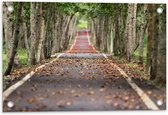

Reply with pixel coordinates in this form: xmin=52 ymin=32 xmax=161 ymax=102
xmin=138 ymin=4 xmax=148 ymax=64
xmin=113 ymin=6 xmax=120 ymax=56
xmin=126 ymin=3 xmax=137 ymax=62
xmin=102 ymin=16 xmax=108 ymax=52
xmin=150 ymin=4 xmax=159 ymax=80
xmin=23 ymin=22 xmax=30 ymax=56
xmin=63 ymin=15 xmax=74 ymax=50
xmin=29 ymin=2 xmax=37 ymax=65
xmin=155 ymin=5 xmax=166 ymax=86
xmin=146 ymin=4 xmax=154 ymax=78
xmin=3 ymin=2 xmax=13 ymax=64
xmin=37 ymin=3 xmax=45 ymax=62
xmin=4 ymin=3 xmax=23 ymax=75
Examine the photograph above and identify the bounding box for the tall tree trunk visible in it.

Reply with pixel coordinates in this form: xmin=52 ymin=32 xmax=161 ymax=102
xmin=146 ymin=4 xmax=154 ymax=78
xmin=126 ymin=3 xmax=137 ymax=62
xmin=93 ymin=18 xmax=101 ymax=50
xmin=150 ymin=4 xmax=159 ymax=80
xmin=4 ymin=3 xmax=23 ymax=75
xmin=102 ymin=16 xmax=108 ymax=52
xmin=37 ymin=3 xmax=45 ymax=62
xmin=29 ymin=2 xmax=37 ymax=65
xmin=113 ymin=6 xmax=120 ymax=56
xmin=138 ymin=4 xmax=148 ymax=64
xmin=64 ymin=16 xmax=77 ymax=48
xmin=63 ymin=15 xmax=74 ymax=50
xmin=23 ymin=22 xmax=30 ymax=56
xmin=3 ymin=2 xmax=13 ymax=64
xmin=155 ymin=5 xmax=166 ymax=86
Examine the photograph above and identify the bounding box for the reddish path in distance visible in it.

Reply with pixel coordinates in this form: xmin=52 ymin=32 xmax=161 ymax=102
xmin=67 ymin=30 xmax=97 ymax=53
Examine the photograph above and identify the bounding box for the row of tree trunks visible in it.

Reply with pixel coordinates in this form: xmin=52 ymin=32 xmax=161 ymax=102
xmin=62 ymin=15 xmax=74 ymax=50
xmin=91 ymin=16 xmax=112 ymax=52
xmin=50 ymin=13 xmax=76 ymax=54
xmin=89 ymin=4 xmax=166 ymax=87
xmin=146 ymin=4 xmax=166 ymax=85
xmin=64 ymin=16 xmax=77 ymax=48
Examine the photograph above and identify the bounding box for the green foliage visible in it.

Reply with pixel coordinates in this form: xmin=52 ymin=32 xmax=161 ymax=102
xmin=3 ymin=51 xmax=7 ymax=73
xmin=57 ymin=3 xmax=79 ymax=15
xmin=134 ymin=36 xmax=147 ymax=64
xmin=3 ymin=48 xmax=29 ymax=73
xmin=77 ymin=19 xmax=88 ymax=29
xmin=22 ymin=2 xmax=30 ymax=23
xmin=17 ymin=48 xmax=29 ymax=66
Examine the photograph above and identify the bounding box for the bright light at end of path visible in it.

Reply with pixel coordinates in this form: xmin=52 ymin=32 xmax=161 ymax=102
xmin=157 ymin=7 xmax=163 ymax=14
xmin=7 ymin=101 xmax=14 ymax=108
xmin=8 ymin=6 xmax=14 ymax=12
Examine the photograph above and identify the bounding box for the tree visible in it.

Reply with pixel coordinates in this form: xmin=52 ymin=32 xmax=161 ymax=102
xmin=29 ymin=2 xmax=37 ymax=65
xmin=3 ymin=2 xmax=13 ymax=65
xmin=138 ymin=4 xmax=148 ymax=64
xmin=155 ymin=4 xmax=166 ymax=86
xmin=4 ymin=2 xmax=23 ymax=75
xmin=125 ymin=3 xmax=137 ymax=62
xmin=146 ymin=4 xmax=166 ymax=87
xmin=146 ymin=4 xmax=154 ymax=78
xmin=36 ymin=3 xmax=45 ymax=62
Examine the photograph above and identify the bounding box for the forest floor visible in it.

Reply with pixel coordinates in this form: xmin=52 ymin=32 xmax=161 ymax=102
xmin=3 ymin=31 xmax=166 ymax=111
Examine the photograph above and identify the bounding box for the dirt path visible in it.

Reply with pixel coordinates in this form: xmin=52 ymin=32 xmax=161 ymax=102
xmin=3 ymin=30 xmax=166 ymax=111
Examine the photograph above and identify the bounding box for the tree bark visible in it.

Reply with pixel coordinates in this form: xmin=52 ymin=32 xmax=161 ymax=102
xmin=23 ymin=22 xmax=30 ymax=56
xmin=150 ymin=4 xmax=159 ymax=80
xmin=4 ymin=3 xmax=23 ymax=75
xmin=146 ymin=4 xmax=154 ymax=78
xmin=113 ymin=6 xmax=120 ymax=56
xmin=126 ymin=3 xmax=137 ymax=62
xmin=29 ymin=2 xmax=37 ymax=65
xmin=155 ymin=5 xmax=166 ymax=86
xmin=3 ymin=2 xmax=13 ymax=64
xmin=37 ymin=3 xmax=45 ymax=62
xmin=138 ymin=4 xmax=148 ymax=64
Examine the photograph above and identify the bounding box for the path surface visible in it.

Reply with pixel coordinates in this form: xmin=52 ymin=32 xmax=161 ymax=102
xmin=3 ymin=30 xmax=166 ymax=111
xmin=67 ymin=30 xmax=97 ymax=53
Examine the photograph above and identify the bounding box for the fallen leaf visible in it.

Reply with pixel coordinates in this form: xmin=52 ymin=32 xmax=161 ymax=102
xmin=123 ymin=96 xmax=129 ymax=102
xmin=57 ymin=90 xmax=64 ymax=95
xmin=113 ymin=102 xmax=119 ymax=107
xmin=88 ymin=91 xmax=95 ymax=95
xmin=27 ymin=98 xmax=35 ymax=104
xmin=66 ymin=101 xmax=72 ymax=106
